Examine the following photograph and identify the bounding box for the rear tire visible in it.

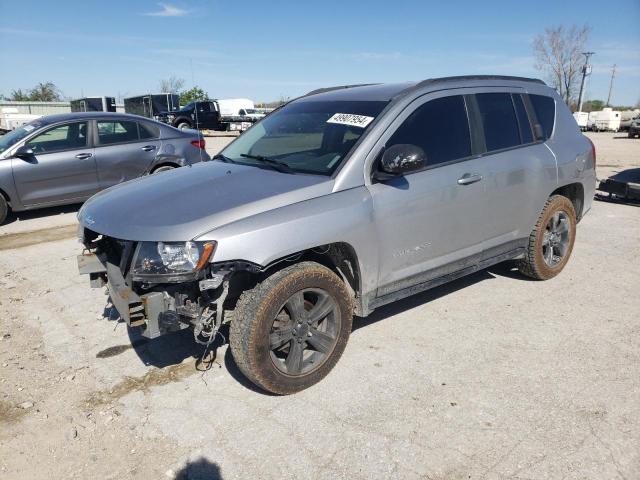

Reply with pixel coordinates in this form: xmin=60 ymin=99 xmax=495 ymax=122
xmin=151 ymin=165 xmax=175 ymax=174
xmin=230 ymin=261 xmax=352 ymax=395
xmin=0 ymin=195 xmax=8 ymax=225
xmin=518 ymin=195 xmax=576 ymax=280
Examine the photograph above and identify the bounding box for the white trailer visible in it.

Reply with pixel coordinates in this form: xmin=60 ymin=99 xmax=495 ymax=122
xmin=588 ymin=108 xmax=621 ymax=132
xmin=0 ymin=108 xmax=42 ymax=133
xmin=217 ymin=98 xmax=255 ymax=117
xmin=573 ymin=111 xmax=589 ymax=131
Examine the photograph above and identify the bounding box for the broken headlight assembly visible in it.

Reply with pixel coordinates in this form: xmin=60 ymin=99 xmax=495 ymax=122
xmin=131 ymin=241 xmax=216 ymax=282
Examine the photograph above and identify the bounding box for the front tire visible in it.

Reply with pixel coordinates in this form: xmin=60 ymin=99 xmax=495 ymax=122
xmin=518 ymin=195 xmax=576 ymax=280
xmin=0 ymin=195 xmax=8 ymax=225
xmin=230 ymin=261 xmax=353 ymax=395
xmin=176 ymin=122 xmax=191 ymax=131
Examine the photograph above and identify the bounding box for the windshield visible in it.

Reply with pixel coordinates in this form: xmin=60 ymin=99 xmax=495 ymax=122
xmin=220 ymin=100 xmax=388 ymax=175
xmin=0 ymin=121 xmax=44 ymax=154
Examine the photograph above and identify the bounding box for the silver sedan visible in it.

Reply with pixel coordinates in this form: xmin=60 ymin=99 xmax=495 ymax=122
xmin=0 ymin=112 xmax=210 ymax=224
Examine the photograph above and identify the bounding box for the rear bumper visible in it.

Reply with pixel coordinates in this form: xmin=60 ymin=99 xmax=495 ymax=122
xmin=77 ymin=253 xmax=185 ymax=339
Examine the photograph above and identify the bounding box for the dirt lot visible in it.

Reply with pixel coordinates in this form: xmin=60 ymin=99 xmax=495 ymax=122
xmin=1 ymin=133 xmax=639 ymax=479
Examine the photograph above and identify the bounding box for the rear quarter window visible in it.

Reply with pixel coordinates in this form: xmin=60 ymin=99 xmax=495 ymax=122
xmin=139 ymin=122 xmax=160 ymax=139
xmin=529 ymin=94 xmax=556 ymax=140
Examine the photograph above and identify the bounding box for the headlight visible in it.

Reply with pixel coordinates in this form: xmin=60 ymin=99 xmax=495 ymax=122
xmin=167 ymin=114 xmax=175 ymax=121
xmin=131 ymin=241 xmax=216 ymax=281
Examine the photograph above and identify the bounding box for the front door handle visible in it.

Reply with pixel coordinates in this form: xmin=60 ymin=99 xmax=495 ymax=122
xmin=457 ymin=173 xmax=483 ymax=185
xmin=75 ymin=153 xmax=93 ymax=159
xmin=141 ymin=145 xmax=157 ymax=152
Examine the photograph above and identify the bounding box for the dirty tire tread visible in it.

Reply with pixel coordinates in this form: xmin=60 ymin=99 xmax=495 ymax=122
xmin=230 ymin=261 xmax=352 ymax=395
xmin=518 ymin=194 xmax=576 ymax=280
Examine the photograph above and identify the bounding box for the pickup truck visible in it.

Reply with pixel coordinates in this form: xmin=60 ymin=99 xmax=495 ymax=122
xmin=155 ymin=101 xmax=257 ymax=132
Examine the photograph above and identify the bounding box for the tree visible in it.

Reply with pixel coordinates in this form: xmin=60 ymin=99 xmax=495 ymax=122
xmin=28 ymin=82 xmax=62 ymax=101
xmin=159 ymin=76 xmax=185 ymax=94
xmin=533 ymin=25 xmax=590 ymax=105
xmin=180 ymin=86 xmax=209 ymax=105
xmin=9 ymin=89 xmax=31 ymax=101
xmin=582 ymin=99 xmax=604 ymax=112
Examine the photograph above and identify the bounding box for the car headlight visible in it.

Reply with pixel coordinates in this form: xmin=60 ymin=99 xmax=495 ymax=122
xmin=131 ymin=241 xmax=216 ymax=282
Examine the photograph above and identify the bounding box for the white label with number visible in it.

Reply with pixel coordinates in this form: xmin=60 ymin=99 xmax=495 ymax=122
xmin=326 ymin=113 xmax=374 ymax=128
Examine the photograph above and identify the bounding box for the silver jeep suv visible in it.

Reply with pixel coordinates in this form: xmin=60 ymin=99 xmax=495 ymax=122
xmin=78 ymin=76 xmax=596 ymax=394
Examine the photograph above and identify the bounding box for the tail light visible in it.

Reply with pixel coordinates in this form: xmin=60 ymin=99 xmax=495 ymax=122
xmin=587 ymin=137 xmax=596 ymax=169
xmin=191 ymin=139 xmax=206 ymax=149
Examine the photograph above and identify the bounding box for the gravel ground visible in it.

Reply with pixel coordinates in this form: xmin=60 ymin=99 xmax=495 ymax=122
xmin=0 ymin=132 xmax=638 ymax=479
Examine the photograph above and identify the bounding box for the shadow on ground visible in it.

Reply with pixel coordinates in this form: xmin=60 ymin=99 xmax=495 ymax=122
xmin=353 ymin=260 xmax=528 ymax=332
xmin=174 ymin=458 xmax=223 ymax=480
xmin=3 ymin=202 xmax=81 ymax=225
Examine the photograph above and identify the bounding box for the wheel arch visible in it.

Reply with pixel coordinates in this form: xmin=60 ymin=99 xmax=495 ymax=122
xmin=146 ymin=154 xmax=186 ymax=174
xmin=550 ymin=182 xmax=585 ymax=220
xmin=150 ymin=162 xmax=180 ymax=173
xmin=223 ymin=242 xmax=364 ymax=315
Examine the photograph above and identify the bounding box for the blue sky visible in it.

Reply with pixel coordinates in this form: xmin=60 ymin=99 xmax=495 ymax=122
xmin=0 ymin=0 xmax=638 ymax=105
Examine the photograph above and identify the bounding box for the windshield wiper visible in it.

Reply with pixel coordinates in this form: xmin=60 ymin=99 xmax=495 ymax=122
xmin=213 ymin=153 xmax=236 ymax=163
xmin=240 ymin=154 xmax=294 ymax=174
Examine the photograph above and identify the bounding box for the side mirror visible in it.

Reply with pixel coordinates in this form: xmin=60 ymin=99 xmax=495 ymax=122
xmin=14 ymin=145 xmax=35 ymax=159
xmin=378 ymin=144 xmax=426 ymax=176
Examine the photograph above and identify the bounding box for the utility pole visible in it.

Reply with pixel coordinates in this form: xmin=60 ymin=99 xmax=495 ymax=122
xmin=577 ymin=51 xmax=594 ymax=112
xmin=606 ymin=64 xmax=617 ymax=106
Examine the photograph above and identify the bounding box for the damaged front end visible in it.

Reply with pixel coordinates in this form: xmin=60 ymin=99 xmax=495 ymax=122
xmin=77 ymin=227 xmax=254 ymax=342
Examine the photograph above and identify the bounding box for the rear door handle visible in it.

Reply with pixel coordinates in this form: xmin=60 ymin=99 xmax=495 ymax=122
xmin=141 ymin=145 xmax=157 ymax=152
xmin=75 ymin=153 xmax=93 ymax=159
xmin=457 ymin=173 xmax=483 ymax=185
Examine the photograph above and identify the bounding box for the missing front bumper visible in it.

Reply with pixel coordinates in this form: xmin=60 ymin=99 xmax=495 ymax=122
xmin=77 ymin=253 xmax=188 ymax=339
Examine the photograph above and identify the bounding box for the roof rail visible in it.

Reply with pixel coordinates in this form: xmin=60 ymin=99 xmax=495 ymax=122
xmin=304 ymin=83 xmax=381 ymax=97
xmin=414 ymin=75 xmax=546 ymax=89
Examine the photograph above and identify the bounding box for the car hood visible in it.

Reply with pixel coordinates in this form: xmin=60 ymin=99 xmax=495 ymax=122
xmin=78 ymin=161 xmax=333 ymax=241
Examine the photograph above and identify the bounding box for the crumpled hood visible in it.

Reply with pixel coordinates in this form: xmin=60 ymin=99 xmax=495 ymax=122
xmin=78 ymin=161 xmax=333 ymax=241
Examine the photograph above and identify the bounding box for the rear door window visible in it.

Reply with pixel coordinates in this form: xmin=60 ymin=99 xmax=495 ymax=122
xmin=512 ymin=94 xmax=533 ymax=144
xmin=97 ymin=120 xmax=140 ymax=145
xmin=476 ymin=93 xmax=521 ymax=152
xmin=386 ymin=95 xmax=472 ymax=167
xmin=529 ymin=94 xmax=556 ymax=139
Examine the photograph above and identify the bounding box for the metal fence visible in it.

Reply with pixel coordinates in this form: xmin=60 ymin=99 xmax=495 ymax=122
xmin=0 ymin=101 xmax=71 ymax=115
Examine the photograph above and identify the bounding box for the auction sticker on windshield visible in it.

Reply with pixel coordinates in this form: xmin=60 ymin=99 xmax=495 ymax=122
xmin=327 ymin=113 xmax=374 ymax=128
